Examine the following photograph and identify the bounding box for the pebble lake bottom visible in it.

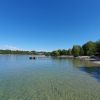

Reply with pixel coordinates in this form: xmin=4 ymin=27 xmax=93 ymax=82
xmin=0 ymin=55 xmax=100 ymax=100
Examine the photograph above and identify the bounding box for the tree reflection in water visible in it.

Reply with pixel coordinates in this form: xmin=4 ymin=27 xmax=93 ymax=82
xmin=80 ymin=67 xmax=100 ymax=82
xmin=70 ymin=59 xmax=100 ymax=82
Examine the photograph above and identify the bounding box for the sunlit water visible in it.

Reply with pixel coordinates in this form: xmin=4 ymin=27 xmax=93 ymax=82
xmin=0 ymin=55 xmax=100 ymax=100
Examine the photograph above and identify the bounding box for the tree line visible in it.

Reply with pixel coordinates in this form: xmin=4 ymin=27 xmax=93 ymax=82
xmin=0 ymin=40 xmax=100 ymax=56
xmin=0 ymin=49 xmax=50 ymax=55
xmin=0 ymin=50 xmax=37 ymax=55
xmin=0 ymin=50 xmax=50 ymax=55
xmin=50 ymin=40 xmax=100 ymax=57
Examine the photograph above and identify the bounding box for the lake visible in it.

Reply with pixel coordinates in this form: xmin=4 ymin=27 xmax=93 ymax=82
xmin=0 ymin=55 xmax=100 ymax=100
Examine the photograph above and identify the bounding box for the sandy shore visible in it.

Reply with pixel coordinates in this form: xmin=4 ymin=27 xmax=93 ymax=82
xmin=78 ymin=56 xmax=100 ymax=65
xmin=59 ymin=56 xmax=100 ymax=64
xmin=58 ymin=55 xmax=100 ymax=65
xmin=92 ymin=61 xmax=100 ymax=64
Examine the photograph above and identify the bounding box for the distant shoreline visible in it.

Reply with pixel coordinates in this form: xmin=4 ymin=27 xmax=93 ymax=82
xmin=0 ymin=54 xmax=100 ymax=65
xmin=56 ymin=55 xmax=100 ymax=65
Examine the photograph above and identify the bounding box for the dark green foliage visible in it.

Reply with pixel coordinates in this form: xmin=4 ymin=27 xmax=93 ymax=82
xmin=67 ymin=49 xmax=72 ymax=55
xmin=0 ymin=50 xmax=35 ymax=55
xmin=0 ymin=40 xmax=100 ymax=56
xmin=72 ymin=45 xmax=81 ymax=57
xmin=61 ymin=49 xmax=67 ymax=55
xmin=51 ymin=50 xmax=60 ymax=56
xmin=58 ymin=49 xmax=68 ymax=55
xmin=44 ymin=52 xmax=51 ymax=56
xmin=51 ymin=49 xmax=68 ymax=56
xmin=50 ymin=40 xmax=100 ymax=57
xmin=82 ymin=41 xmax=96 ymax=56
xmin=31 ymin=51 xmax=38 ymax=55
xmin=96 ymin=40 xmax=100 ymax=53
xmin=80 ymin=48 xmax=84 ymax=56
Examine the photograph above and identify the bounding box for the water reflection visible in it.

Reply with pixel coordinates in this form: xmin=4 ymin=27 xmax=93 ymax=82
xmin=71 ymin=59 xmax=100 ymax=82
xmin=80 ymin=67 xmax=100 ymax=82
xmin=0 ymin=56 xmax=100 ymax=100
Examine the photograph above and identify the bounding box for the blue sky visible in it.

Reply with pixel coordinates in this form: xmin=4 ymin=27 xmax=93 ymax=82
xmin=0 ymin=0 xmax=100 ymax=51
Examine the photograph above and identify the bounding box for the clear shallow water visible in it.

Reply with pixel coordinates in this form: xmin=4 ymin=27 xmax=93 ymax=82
xmin=0 ymin=55 xmax=100 ymax=100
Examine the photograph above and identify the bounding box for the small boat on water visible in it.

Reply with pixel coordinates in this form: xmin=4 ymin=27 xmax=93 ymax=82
xmin=29 ymin=57 xmax=36 ymax=60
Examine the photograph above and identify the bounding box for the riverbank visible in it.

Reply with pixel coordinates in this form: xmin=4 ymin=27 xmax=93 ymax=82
xmin=57 ymin=55 xmax=100 ymax=65
xmin=75 ymin=56 xmax=100 ymax=65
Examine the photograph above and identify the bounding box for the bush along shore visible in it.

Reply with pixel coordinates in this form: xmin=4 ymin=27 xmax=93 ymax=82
xmin=50 ymin=40 xmax=100 ymax=64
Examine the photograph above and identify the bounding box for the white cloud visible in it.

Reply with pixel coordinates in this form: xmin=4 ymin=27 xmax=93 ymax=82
xmin=0 ymin=45 xmax=22 ymax=50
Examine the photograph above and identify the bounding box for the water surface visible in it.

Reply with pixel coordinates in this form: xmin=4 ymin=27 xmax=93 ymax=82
xmin=0 ymin=55 xmax=100 ymax=100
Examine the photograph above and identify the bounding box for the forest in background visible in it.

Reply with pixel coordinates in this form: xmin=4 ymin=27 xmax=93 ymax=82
xmin=0 ymin=40 xmax=100 ymax=57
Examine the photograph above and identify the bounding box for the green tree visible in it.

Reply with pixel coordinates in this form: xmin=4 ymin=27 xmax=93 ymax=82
xmin=96 ymin=40 xmax=100 ymax=53
xmin=80 ymin=47 xmax=84 ymax=56
xmin=72 ymin=45 xmax=81 ymax=57
xmin=57 ymin=49 xmax=67 ymax=55
xmin=51 ymin=50 xmax=60 ymax=56
xmin=82 ymin=41 xmax=96 ymax=56
xmin=67 ymin=49 xmax=72 ymax=55
xmin=61 ymin=49 xmax=67 ymax=55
